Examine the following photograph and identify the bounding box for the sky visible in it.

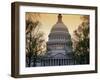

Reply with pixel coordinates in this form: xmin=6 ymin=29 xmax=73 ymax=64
xmin=26 ymin=13 xmax=84 ymax=41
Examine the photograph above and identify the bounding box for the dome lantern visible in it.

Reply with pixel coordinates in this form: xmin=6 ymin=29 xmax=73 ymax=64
xmin=57 ymin=14 xmax=62 ymax=23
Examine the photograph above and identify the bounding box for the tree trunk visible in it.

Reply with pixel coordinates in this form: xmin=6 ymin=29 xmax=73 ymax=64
xmin=33 ymin=58 xmax=37 ymax=67
xmin=28 ymin=57 xmax=31 ymax=67
xmin=33 ymin=53 xmax=37 ymax=67
xmin=28 ymin=53 xmax=32 ymax=67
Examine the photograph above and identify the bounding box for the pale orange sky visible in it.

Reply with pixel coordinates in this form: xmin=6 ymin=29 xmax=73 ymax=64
xmin=26 ymin=13 xmax=84 ymax=41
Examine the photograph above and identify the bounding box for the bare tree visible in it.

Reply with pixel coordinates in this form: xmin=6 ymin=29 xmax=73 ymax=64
xmin=25 ymin=13 xmax=46 ymax=67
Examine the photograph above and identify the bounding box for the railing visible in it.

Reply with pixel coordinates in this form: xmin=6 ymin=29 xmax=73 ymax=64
xmin=36 ymin=59 xmax=77 ymax=66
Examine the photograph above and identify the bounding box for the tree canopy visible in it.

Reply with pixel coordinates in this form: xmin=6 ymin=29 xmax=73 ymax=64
xmin=73 ymin=15 xmax=89 ymax=64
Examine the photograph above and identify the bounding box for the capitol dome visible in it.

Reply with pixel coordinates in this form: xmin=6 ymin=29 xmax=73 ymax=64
xmin=46 ymin=14 xmax=73 ymax=59
xmin=48 ymin=14 xmax=72 ymax=45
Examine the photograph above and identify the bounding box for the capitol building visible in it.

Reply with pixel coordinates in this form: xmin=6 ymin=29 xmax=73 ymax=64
xmin=35 ymin=14 xmax=75 ymax=66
